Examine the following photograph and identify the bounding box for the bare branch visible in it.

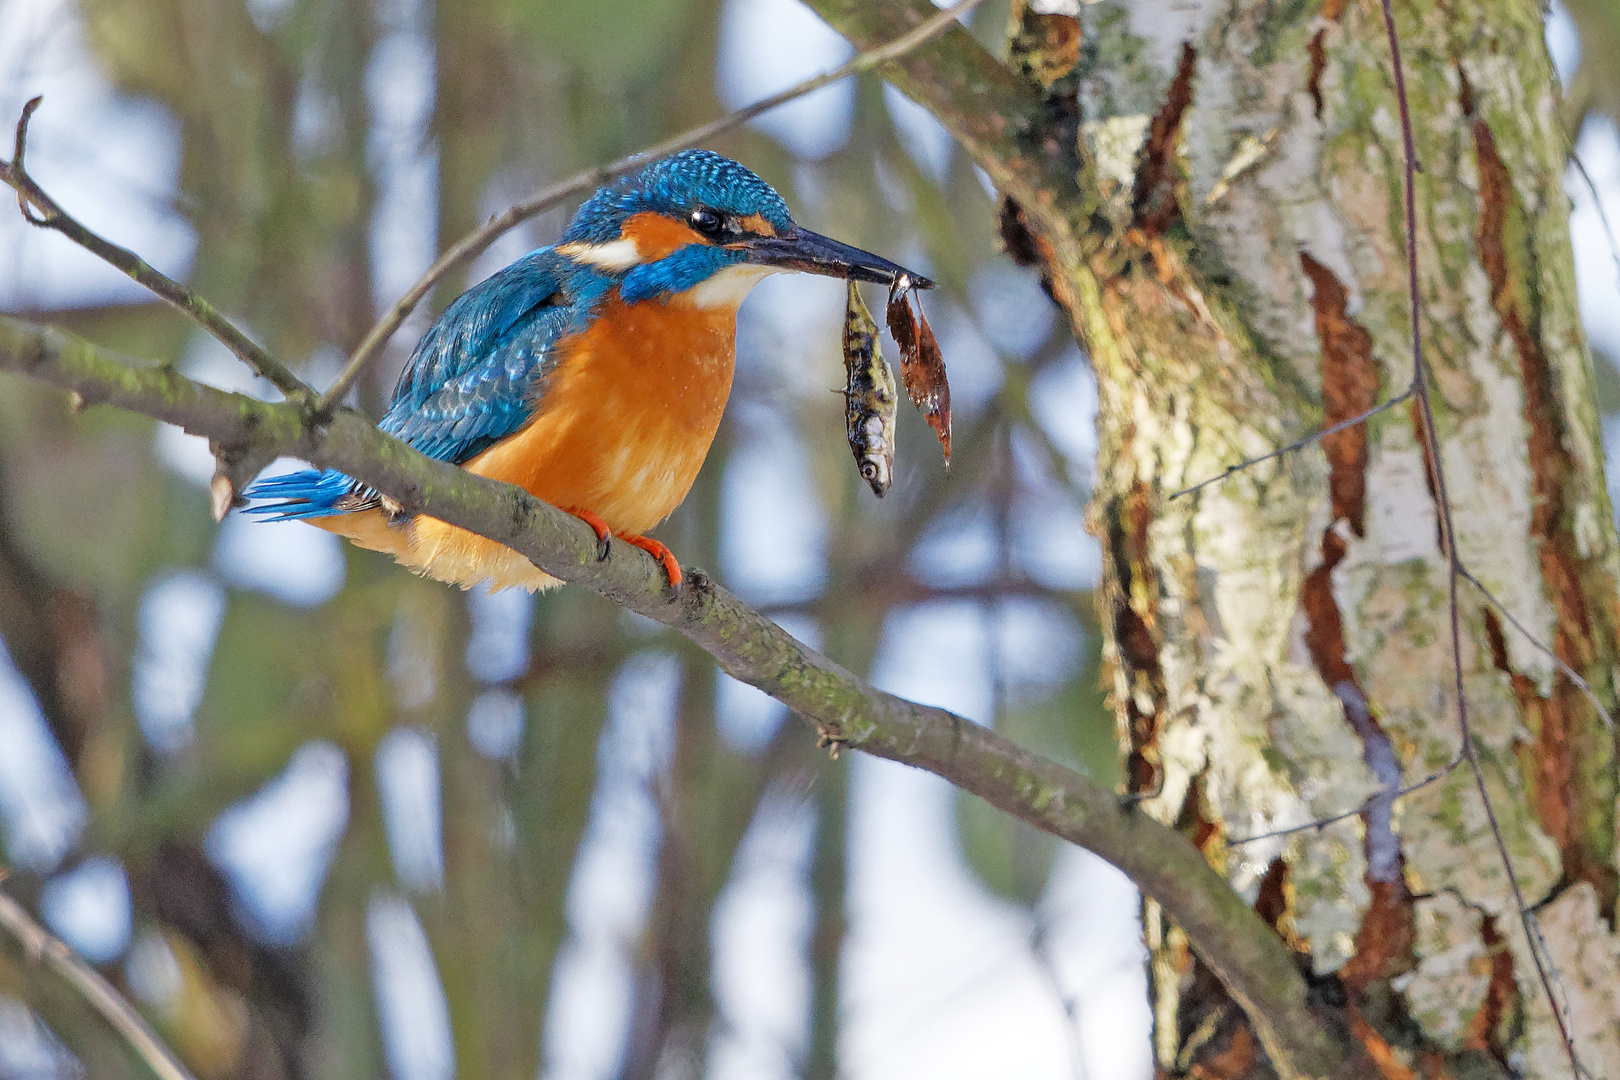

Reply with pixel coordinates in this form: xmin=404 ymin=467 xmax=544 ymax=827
xmin=1460 ymin=565 xmax=1616 ymax=730
xmin=11 ymin=97 xmax=47 ymax=226
xmin=314 ymin=0 xmax=993 ymax=415
xmin=0 ymin=312 xmax=1354 ymax=1078
xmin=1227 ymin=756 xmax=1461 ymax=847
xmin=0 ymin=877 xmax=198 ymax=1080
xmin=1170 ymin=389 xmax=1414 ymax=501
xmin=1377 ymin=0 xmax=1585 ymax=1071
xmin=0 ymin=99 xmax=310 ymax=400
xmin=1569 ymin=148 xmax=1620 ymax=287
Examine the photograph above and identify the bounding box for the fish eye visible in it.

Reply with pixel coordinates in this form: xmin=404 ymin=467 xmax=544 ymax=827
xmin=860 ymin=462 xmax=878 ymax=479
xmin=689 ymin=208 xmax=725 ymax=237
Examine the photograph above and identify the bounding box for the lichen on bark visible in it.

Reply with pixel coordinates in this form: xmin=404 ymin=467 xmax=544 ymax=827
xmin=1076 ymin=0 xmax=1620 ymax=1071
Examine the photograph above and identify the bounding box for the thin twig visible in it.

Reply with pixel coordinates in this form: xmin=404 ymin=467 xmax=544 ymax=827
xmin=1569 ymin=148 xmax=1620 ymax=285
xmin=1227 ymin=756 xmax=1460 ymax=846
xmin=1377 ymin=0 xmax=1584 ymax=1072
xmin=1030 ymin=915 xmax=1089 ymax=1080
xmin=0 ymin=98 xmax=310 ymax=399
xmin=1519 ymin=912 xmax=1599 ymax=1080
xmin=12 ymin=96 xmax=46 ymax=225
xmin=313 ymin=0 xmax=991 ymax=415
xmin=0 ymin=879 xmax=197 ymax=1080
xmin=1170 ymin=389 xmax=1414 ymax=500
xmin=1459 ymin=565 xmax=1616 ymax=730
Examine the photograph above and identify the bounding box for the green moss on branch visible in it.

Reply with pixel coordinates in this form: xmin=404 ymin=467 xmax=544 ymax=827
xmin=0 ymin=312 xmax=1354 ymax=1080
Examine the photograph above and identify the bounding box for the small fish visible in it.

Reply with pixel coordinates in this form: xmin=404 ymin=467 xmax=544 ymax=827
xmin=841 ymin=279 xmax=898 ymax=497
xmin=886 ymin=274 xmax=952 ymax=469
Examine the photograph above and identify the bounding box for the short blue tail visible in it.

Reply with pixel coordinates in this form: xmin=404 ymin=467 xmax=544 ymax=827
xmin=242 ymin=468 xmax=368 ymax=521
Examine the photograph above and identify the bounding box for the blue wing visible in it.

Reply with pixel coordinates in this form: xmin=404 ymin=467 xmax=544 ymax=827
xmin=381 ymin=250 xmax=579 ymax=462
xmin=245 ymin=249 xmax=592 ymax=519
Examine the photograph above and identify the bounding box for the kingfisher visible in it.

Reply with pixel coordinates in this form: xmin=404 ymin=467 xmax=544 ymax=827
xmin=246 ymin=150 xmax=929 ymax=592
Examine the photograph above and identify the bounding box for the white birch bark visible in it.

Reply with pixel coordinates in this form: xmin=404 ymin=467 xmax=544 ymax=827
xmin=1074 ymin=0 xmax=1620 ymax=1073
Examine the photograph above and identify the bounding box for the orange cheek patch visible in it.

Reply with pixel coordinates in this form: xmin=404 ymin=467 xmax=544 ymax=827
xmin=620 ymin=211 xmax=706 ymax=260
xmin=738 ymin=213 xmax=777 ymax=237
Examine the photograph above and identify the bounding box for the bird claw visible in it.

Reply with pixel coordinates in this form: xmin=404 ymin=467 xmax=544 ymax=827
xmin=616 ymin=531 xmax=683 ymax=594
xmin=563 ymin=508 xmax=679 ymax=590
xmin=564 ymin=506 xmax=614 ymax=562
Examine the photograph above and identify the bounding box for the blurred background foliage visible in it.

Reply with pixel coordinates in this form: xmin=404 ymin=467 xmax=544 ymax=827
xmin=0 ymin=0 xmax=1617 ymax=1078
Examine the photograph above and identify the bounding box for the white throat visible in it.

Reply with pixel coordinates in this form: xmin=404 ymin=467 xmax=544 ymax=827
xmin=684 ymin=263 xmax=778 ymax=309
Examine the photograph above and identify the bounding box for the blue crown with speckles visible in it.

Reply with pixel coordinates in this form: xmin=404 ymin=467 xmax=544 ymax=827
xmin=561 ymin=149 xmax=794 ymax=244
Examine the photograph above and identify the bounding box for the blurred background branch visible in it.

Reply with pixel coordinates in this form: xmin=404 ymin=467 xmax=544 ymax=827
xmin=0 ymin=880 xmax=197 ymax=1080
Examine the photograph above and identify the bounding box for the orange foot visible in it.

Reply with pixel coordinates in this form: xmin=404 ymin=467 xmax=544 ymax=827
xmin=616 ymin=531 xmax=682 ymax=592
xmin=562 ymin=506 xmax=612 ymax=561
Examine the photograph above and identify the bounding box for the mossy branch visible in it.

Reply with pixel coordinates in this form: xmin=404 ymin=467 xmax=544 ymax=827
xmin=0 ymin=98 xmax=310 ymax=399
xmin=0 ymin=312 xmax=1352 ymax=1079
xmin=0 ymin=880 xmax=197 ymax=1080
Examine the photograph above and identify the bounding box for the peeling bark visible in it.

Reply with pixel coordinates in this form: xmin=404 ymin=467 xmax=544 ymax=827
xmin=1133 ymin=43 xmax=1198 ymax=236
xmin=1067 ymin=0 xmax=1620 ymax=1073
xmin=1468 ymin=81 xmax=1618 ymax=907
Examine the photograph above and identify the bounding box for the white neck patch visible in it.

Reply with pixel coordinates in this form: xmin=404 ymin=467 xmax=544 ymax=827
xmin=683 ymin=263 xmax=777 ymax=309
xmin=556 ymin=238 xmax=644 ymax=271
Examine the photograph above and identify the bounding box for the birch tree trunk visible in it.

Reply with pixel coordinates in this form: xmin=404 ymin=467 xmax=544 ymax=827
xmin=806 ymin=0 xmax=1620 ymax=1074
xmin=1078 ymin=0 xmax=1620 ymax=1075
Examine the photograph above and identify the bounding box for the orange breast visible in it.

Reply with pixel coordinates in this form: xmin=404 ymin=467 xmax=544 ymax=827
xmin=463 ymin=291 xmax=738 ymax=536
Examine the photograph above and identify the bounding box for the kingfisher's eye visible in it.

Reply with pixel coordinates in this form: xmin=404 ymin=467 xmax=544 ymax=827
xmin=689 ymin=208 xmax=725 ymax=237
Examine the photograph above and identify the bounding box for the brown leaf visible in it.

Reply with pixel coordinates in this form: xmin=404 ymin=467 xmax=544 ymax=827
xmin=886 ymin=280 xmax=918 ymax=358
xmin=887 ymin=279 xmax=951 ymax=470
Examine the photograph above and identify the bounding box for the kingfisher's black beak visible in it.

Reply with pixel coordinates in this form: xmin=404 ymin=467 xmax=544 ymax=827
xmin=742 ymin=225 xmax=933 ymax=289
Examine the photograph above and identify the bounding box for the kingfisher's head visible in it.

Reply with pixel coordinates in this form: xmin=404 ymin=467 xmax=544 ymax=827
xmin=557 ymin=149 xmax=931 ymax=307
